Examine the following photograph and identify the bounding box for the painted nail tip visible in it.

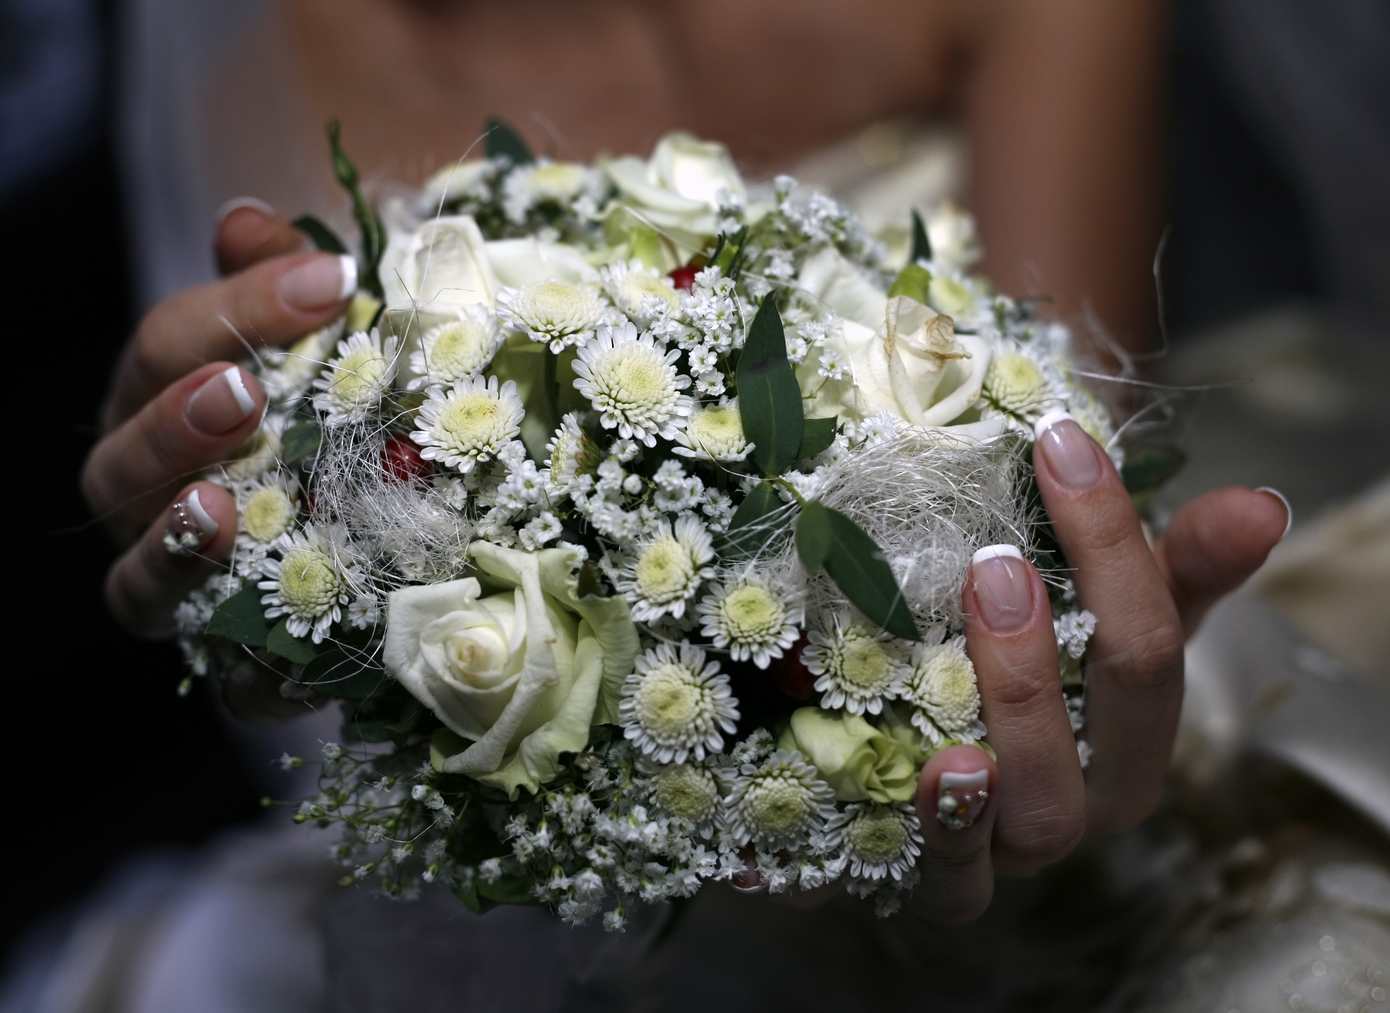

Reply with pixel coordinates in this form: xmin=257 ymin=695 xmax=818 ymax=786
xmin=185 ymin=489 xmax=219 ymax=535
xmin=1254 ymin=486 xmax=1294 ymax=538
xmin=215 ymin=195 xmax=274 ymax=224
xmin=940 ymin=770 xmax=990 ymax=792
xmin=221 ymin=365 xmax=257 ymax=416
xmin=972 ymin=543 xmax=1023 ymax=565
xmin=336 ymin=255 xmax=359 ymax=300
xmin=1033 ymin=409 xmax=1073 ymax=439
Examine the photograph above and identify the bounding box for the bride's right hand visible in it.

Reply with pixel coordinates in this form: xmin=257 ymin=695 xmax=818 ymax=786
xmin=81 ymin=201 xmax=355 ymax=640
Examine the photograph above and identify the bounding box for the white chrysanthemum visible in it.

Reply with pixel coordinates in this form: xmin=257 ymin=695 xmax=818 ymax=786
xmin=257 ymin=525 xmax=354 ymax=643
xmin=312 ymin=329 xmax=399 ymax=425
xmin=572 ymin=322 xmax=693 ymax=447
xmin=410 ymin=375 xmax=523 ymax=474
xmin=233 ymin=475 xmax=300 ymax=573
xmin=724 ymin=751 xmax=836 ymax=849
xmin=826 ymin=803 xmax=923 ymax=882
xmin=802 ymin=616 xmax=908 ymax=716
xmin=502 ymin=160 xmax=595 ymax=222
xmin=984 ymin=343 xmax=1060 ymax=418
xmin=543 ymin=413 xmax=600 ymax=496
xmin=643 ymin=762 xmax=722 ymax=833
xmin=497 ymin=280 xmax=606 ymax=354
xmin=263 ymin=319 xmax=342 ymax=403
xmin=615 ymin=515 xmax=715 ymax=621
xmin=619 ymin=643 xmax=740 ymax=764
xmin=406 ymin=307 xmax=502 ymax=390
xmin=903 ymin=635 xmax=986 ymax=744
xmin=601 ymin=261 xmax=681 ymax=326
xmin=672 ymin=399 xmax=753 ymax=462
xmin=697 ymin=577 xmax=801 ymax=669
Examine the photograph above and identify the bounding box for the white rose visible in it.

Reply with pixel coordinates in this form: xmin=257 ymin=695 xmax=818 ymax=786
xmin=379 ymin=215 xmax=499 ymax=314
xmin=383 ymin=543 xmax=637 ymax=796
xmin=604 ymin=133 xmax=746 ymax=244
xmin=924 ymin=202 xmax=982 ymax=273
xmin=797 ymin=248 xmax=1001 ymax=437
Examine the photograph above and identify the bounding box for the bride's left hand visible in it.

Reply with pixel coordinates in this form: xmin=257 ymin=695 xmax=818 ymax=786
xmin=909 ymin=416 xmax=1291 ymax=922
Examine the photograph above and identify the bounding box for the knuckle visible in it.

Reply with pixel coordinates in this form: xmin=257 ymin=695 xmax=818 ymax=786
xmin=1096 ymin=618 xmax=1184 ymax=690
xmin=1002 ymin=807 xmax=1086 ymax=869
xmin=982 ymin=651 xmax=1058 ymax=710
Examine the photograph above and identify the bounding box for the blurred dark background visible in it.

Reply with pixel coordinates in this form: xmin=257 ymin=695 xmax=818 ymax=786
xmin=5 ymin=0 xmax=1387 ymax=963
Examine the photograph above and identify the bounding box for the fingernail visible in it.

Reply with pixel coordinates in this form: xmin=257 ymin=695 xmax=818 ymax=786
xmin=970 ymin=544 xmax=1032 ymax=633
xmin=732 ymin=860 xmax=767 ymax=895
xmin=187 ymin=365 xmax=257 ymax=435
xmin=937 ymin=769 xmax=991 ymax=831
xmin=215 ymin=195 xmax=275 ymax=226
xmin=1035 ymin=411 xmax=1102 ymax=490
xmin=280 ymin=254 xmax=356 ymax=310
xmin=1255 ymin=486 xmax=1294 ymax=539
xmin=164 ymin=489 xmax=219 ymax=556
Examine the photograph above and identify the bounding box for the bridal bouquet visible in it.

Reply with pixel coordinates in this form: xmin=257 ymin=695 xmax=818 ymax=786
xmin=176 ymin=120 xmax=1143 ymax=927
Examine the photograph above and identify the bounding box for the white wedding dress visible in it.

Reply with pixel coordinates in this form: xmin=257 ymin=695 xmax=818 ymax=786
xmin=7 ymin=2 xmax=1386 ymax=1009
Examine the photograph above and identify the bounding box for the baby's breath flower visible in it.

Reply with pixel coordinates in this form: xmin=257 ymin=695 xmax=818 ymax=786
xmin=697 ymin=577 xmax=801 ymax=669
xmin=498 ymin=280 xmax=606 ymax=354
xmin=827 ymin=803 xmax=923 ymax=882
xmin=406 ymin=307 xmax=503 ymax=390
xmin=258 ymin=525 xmax=356 ymax=643
xmin=673 ymin=399 xmax=753 ymax=462
xmin=410 ymin=375 xmax=523 ymax=474
xmin=802 ymin=615 xmax=908 ymax=716
xmin=312 ymin=329 xmax=399 ymax=425
xmin=902 ymin=635 xmax=986 ymax=745
xmin=616 ymin=515 xmax=715 ymax=621
xmin=725 ymin=751 xmax=835 ymax=849
xmin=619 ymin=643 xmax=739 ymax=764
xmin=572 ymin=322 xmax=693 ymax=447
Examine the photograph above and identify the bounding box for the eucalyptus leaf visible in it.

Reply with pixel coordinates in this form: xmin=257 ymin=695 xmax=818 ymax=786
xmin=477 ymin=873 xmax=539 ymax=906
xmin=795 ymin=500 xmax=833 ymax=571
xmin=737 ymin=298 xmax=804 ymax=476
xmin=291 ymin=214 xmax=348 ymax=255
xmin=206 ymin=584 xmax=270 ymax=648
xmin=888 ymin=264 xmax=933 ymax=305
xmin=799 ymin=416 xmax=838 ymax=460
xmin=485 ymin=116 xmax=535 ymax=165
xmin=300 ymin=650 xmax=385 ymax=701
xmin=266 ymin=620 xmax=319 ymax=664
xmin=910 ymin=209 xmax=933 ymax=262
xmin=820 ymin=506 xmax=920 ymax=641
xmin=719 ymin=481 xmax=784 ymax=559
xmin=281 ymin=421 xmax=322 ymax=466
xmin=1121 ymin=445 xmax=1187 ymax=495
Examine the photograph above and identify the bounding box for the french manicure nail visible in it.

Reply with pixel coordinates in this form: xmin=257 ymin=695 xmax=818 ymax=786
xmin=1255 ymin=486 xmax=1294 ymax=539
xmin=164 ymin=489 xmax=219 ymax=555
xmin=1034 ymin=410 xmax=1102 ymax=490
xmin=280 ymin=254 xmax=356 ymax=310
xmin=937 ymin=769 xmax=990 ymax=831
xmin=187 ymin=365 xmax=257 ymax=435
xmin=731 ymin=866 xmax=767 ymax=895
xmin=215 ymin=195 xmax=274 ymax=226
xmin=970 ymin=544 xmax=1032 ymax=633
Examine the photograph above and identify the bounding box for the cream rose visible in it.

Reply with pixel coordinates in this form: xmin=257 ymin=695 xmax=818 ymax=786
xmin=383 ymin=542 xmax=638 ymax=796
xmin=797 ymin=248 xmax=1002 ymax=438
xmin=379 ymin=215 xmax=499 ymax=315
xmin=604 ymin=133 xmax=746 ymax=248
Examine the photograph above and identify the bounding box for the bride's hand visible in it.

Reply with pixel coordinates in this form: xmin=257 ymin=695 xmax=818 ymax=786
xmin=910 ymin=418 xmax=1291 ymax=922
xmin=81 ymin=201 xmax=352 ymax=638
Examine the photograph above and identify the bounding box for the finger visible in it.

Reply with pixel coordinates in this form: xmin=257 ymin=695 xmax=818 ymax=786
xmin=1032 ymin=411 xmax=1185 ymax=834
xmin=1154 ymin=485 xmax=1290 ymax=636
xmin=83 ymin=362 xmax=265 ymax=539
xmin=214 ymin=198 xmax=307 ymax=276
xmin=965 ymin=545 xmax=1086 ymax=874
xmin=105 ymin=481 xmax=237 ymax=639
xmin=912 ymin=745 xmax=999 ymax=924
xmin=105 ymin=249 xmax=355 ymax=429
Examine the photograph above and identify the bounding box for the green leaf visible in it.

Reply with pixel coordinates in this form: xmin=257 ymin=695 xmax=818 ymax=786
xmin=737 ymin=298 xmax=804 ymax=476
xmin=711 ymin=226 xmax=750 ymax=279
xmin=484 ymin=116 xmax=535 ymax=165
xmin=206 ymin=585 xmax=270 ymax=647
xmin=325 ymin=119 xmax=384 ymax=296
xmin=820 ymin=506 xmax=920 ymax=641
xmin=300 ymin=650 xmax=385 ymax=701
xmin=477 ymin=873 xmax=538 ymax=906
xmin=888 ymin=263 xmax=933 ymax=305
xmin=266 ymin=620 xmax=319 ymax=664
xmin=290 ymin=214 xmax=348 ymax=255
xmin=799 ymin=416 xmax=838 ymax=460
xmin=281 ymin=421 xmax=322 ymax=466
xmin=910 ymin=209 xmax=933 ymax=262
xmin=795 ymin=500 xmax=833 ymax=571
xmin=718 ymin=481 xmax=784 ymax=559
xmin=1121 ymin=445 xmax=1187 ymax=495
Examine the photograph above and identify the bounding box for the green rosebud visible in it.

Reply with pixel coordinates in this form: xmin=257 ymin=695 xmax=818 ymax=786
xmin=778 ymin=707 xmax=923 ymax=803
